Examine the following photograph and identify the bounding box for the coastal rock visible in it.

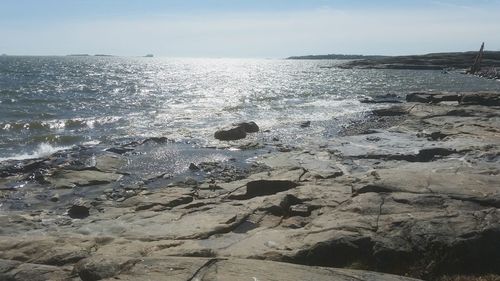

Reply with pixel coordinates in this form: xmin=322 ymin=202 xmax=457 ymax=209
xmin=1 ymin=91 xmax=500 ymax=281
xmin=406 ymin=92 xmax=432 ymax=103
xmin=234 ymin=121 xmax=260 ymax=133
xmin=215 ymin=121 xmax=260 ymax=140
xmin=238 ymin=142 xmax=264 ymax=150
xmin=339 ymin=51 xmax=500 ymax=70
xmin=189 ymin=163 xmax=200 ymax=171
xmin=120 ymin=188 xmax=194 ymax=211
xmin=460 ymin=92 xmax=500 ymax=106
xmin=74 ymin=255 xmax=140 ymax=281
xmin=214 ymin=127 xmax=247 ymax=141
xmin=46 ymin=169 xmax=122 ymax=189
xmin=360 ymin=94 xmax=402 ymax=104
xmin=406 ymin=92 xmax=461 ymax=104
xmin=0 ymin=259 xmax=71 ymax=281
xmin=94 ymin=154 xmax=127 ymax=172
xmin=406 ymin=92 xmax=500 ymax=106
xmin=71 ymin=256 xmax=422 ymax=281
xmin=105 ymin=147 xmax=134 ymax=155
xmin=372 ymin=106 xmax=409 ymax=116
xmin=300 ymin=121 xmax=311 ymax=128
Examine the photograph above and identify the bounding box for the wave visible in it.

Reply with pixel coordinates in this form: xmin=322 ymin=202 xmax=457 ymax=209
xmin=0 ymin=143 xmax=73 ymax=162
xmin=0 ymin=116 xmax=122 ymax=132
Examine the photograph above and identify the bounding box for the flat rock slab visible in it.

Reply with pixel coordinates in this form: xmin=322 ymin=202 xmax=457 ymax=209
xmin=357 ymin=161 xmax=500 ymax=202
xmin=73 ymin=256 xmax=422 ymax=281
xmin=0 ymin=259 xmax=73 ymax=281
xmin=94 ymin=153 xmax=127 ymax=173
xmin=120 ymin=188 xmax=194 ymax=211
xmin=46 ymin=169 xmax=122 ymax=189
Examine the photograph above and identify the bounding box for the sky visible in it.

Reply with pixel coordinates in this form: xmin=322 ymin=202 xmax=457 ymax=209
xmin=1 ymin=0 xmax=500 ymax=57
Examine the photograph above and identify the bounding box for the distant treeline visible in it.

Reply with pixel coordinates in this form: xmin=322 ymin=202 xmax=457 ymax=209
xmin=287 ymin=54 xmax=387 ymax=60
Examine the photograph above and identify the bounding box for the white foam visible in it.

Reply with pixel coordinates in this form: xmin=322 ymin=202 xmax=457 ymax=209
xmin=82 ymin=140 xmax=101 ymax=146
xmin=47 ymin=120 xmax=66 ymax=130
xmin=0 ymin=143 xmax=73 ymax=162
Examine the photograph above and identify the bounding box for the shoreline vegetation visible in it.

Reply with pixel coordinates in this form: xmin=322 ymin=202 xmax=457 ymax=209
xmin=1 ymin=90 xmax=499 ymax=280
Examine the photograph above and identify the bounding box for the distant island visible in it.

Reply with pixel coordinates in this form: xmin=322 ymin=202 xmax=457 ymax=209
xmin=144 ymin=54 xmax=154 ymax=57
xmin=287 ymin=54 xmax=387 ymax=60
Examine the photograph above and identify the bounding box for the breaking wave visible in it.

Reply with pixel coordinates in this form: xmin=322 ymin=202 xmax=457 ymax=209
xmin=0 ymin=143 xmax=73 ymax=162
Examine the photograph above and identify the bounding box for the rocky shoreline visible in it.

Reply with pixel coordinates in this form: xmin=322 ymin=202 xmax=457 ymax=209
xmin=1 ymin=92 xmax=500 ymax=281
xmin=338 ymin=51 xmax=500 ymax=71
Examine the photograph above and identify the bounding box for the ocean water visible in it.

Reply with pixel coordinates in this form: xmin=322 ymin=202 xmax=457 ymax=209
xmin=1 ymin=56 xmax=500 ymax=161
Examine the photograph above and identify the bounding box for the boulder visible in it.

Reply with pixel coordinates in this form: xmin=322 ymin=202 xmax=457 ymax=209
xmin=215 ymin=121 xmax=260 ymax=141
xmin=189 ymin=163 xmax=200 ymax=171
xmin=214 ymin=127 xmax=247 ymax=141
xmin=234 ymin=121 xmax=260 ymax=133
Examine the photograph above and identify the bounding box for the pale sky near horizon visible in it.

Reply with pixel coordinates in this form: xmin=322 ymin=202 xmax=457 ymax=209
xmin=1 ymin=0 xmax=499 ymax=57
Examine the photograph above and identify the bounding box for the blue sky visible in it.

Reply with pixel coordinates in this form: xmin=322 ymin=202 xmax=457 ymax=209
xmin=1 ymin=0 xmax=499 ymax=57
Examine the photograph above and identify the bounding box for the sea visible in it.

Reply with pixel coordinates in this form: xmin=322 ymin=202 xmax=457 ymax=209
xmin=2 ymin=56 xmax=500 ymax=162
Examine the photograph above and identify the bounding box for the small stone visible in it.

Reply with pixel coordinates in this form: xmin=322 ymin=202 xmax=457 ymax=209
xmin=189 ymin=163 xmax=200 ymax=171
xmin=289 ymin=204 xmax=310 ymax=217
xmin=50 ymin=194 xmax=60 ymax=202
xmin=300 ymin=121 xmax=311 ymax=128
xmin=366 ymin=136 xmax=381 ymax=142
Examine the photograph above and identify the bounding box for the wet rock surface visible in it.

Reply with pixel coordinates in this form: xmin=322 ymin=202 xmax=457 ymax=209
xmin=360 ymin=94 xmax=403 ymax=104
xmin=214 ymin=121 xmax=260 ymax=140
xmin=1 ymin=92 xmax=500 ymax=280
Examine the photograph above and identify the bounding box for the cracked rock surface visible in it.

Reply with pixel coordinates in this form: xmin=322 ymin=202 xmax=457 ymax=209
xmin=1 ymin=92 xmax=499 ymax=280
